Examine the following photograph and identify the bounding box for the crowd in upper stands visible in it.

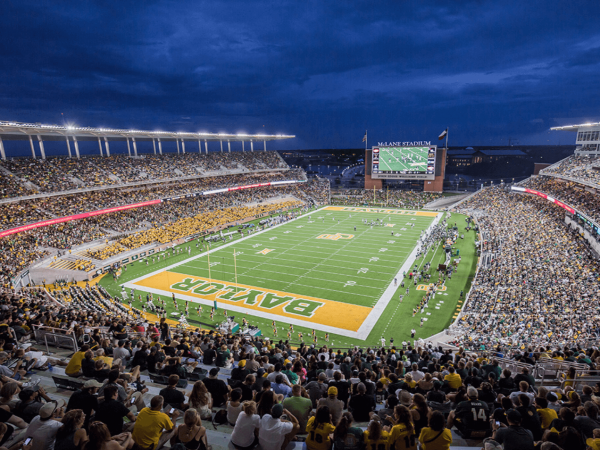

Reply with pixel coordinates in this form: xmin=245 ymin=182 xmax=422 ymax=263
xmin=90 ymin=199 xmax=303 ymax=260
xmin=541 ymin=155 xmax=600 ymax=187
xmin=0 ymin=170 xmax=307 ymax=231
xmin=3 ymin=279 xmax=600 ymax=450
xmin=453 ymin=186 xmax=600 ymax=351
xmin=522 ymin=176 xmax=600 ymax=223
xmin=331 ymin=189 xmax=441 ymax=209
xmin=0 ymin=176 xmax=330 ymax=279
xmin=0 ymin=152 xmax=288 ymax=196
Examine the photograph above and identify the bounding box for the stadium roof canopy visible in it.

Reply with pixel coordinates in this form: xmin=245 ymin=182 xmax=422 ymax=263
xmin=0 ymin=120 xmax=294 ymax=142
xmin=551 ymin=122 xmax=600 ymax=131
xmin=0 ymin=120 xmax=295 ymax=159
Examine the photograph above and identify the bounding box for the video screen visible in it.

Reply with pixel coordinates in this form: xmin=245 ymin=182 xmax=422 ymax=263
xmin=372 ymin=146 xmax=436 ymax=175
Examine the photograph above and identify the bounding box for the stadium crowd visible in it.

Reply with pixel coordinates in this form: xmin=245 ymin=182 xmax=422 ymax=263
xmin=0 ymin=171 xmax=308 ymax=231
xmin=522 ymin=176 xmax=600 ymax=223
xmin=3 ymin=279 xmax=600 ymax=450
xmin=331 ymin=189 xmax=441 ymax=209
xmin=0 ymin=152 xmax=288 ymax=196
xmin=541 ymin=155 xmax=600 ymax=187
xmin=454 ymin=186 xmax=600 ymax=351
xmin=90 ymin=199 xmax=303 ymax=260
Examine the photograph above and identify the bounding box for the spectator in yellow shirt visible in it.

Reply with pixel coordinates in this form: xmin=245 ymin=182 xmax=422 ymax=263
xmin=65 ymin=345 xmax=90 ymax=377
xmin=418 ymin=411 xmax=452 ymax=450
xmin=444 ymin=367 xmax=462 ymax=390
xmin=306 ymin=405 xmax=336 ymax=450
xmin=132 ymin=395 xmax=179 ymax=450
xmin=534 ymin=397 xmax=558 ymax=429
xmin=364 ymin=420 xmax=389 ymax=450
xmin=586 ymin=428 xmax=600 ymax=450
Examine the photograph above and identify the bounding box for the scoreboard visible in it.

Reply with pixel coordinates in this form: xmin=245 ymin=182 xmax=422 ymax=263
xmin=370 ymin=145 xmax=437 ymax=180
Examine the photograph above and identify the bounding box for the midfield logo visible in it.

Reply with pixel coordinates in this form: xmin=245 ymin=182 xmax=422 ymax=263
xmin=417 ymin=283 xmax=447 ymax=291
xmin=316 ymin=233 xmax=354 ymax=241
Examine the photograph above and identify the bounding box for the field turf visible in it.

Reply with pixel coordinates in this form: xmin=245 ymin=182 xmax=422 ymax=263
xmin=99 ymin=206 xmax=477 ymax=347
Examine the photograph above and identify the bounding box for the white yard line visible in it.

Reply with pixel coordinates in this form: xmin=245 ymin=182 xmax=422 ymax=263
xmin=170 ymin=263 xmax=386 ymax=291
xmin=180 ymin=259 xmax=392 ymax=283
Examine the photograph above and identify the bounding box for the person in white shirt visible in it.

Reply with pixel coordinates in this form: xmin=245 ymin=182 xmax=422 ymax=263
xmin=231 ymin=401 xmax=260 ymax=449
xmin=258 ymin=404 xmax=298 ymax=450
xmin=25 ymin=400 xmax=66 ymax=450
xmin=410 ymin=364 xmax=425 ymax=382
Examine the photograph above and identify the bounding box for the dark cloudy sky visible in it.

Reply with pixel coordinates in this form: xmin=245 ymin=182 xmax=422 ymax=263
xmin=1 ymin=0 xmax=599 ymax=151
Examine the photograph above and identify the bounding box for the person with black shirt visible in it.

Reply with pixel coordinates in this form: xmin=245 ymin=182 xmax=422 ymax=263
xmin=163 ymin=340 xmax=177 ymax=358
xmin=14 ymin=386 xmax=53 ymax=423
xmin=146 ymin=347 xmax=159 ymax=374
xmin=387 ymin=373 xmax=404 ymax=397
xmin=131 ymin=344 xmax=148 ymax=372
xmin=514 ymin=368 xmax=535 ymax=388
xmin=491 ymin=409 xmax=535 ymax=450
xmin=328 ymin=372 xmax=351 ymax=407
xmin=427 ymin=381 xmax=447 ymax=404
xmin=498 ymin=369 xmax=516 ymax=395
xmin=160 ymin=318 xmax=170 ymax=341
xmin=464 ymin=368 xmax=483 ymax=389
xmin=239 ymin=374 xmax=255 ymax=402
xmin=95 ymin=385 xmax=136 ymax=436
xmin=66 ymin=379 xmax=102 ymax=429
xmin=159 ymin=375 xmax=186 ymax=410
xmin=202 ymin=368 xmax=230 ymax=407
xmin=203 ymin=344 xmax=216 ymax=365
xmin=515 ymin=394 xmax=542 ymax=441
xmin=81 ymin=350 xmax=96 ymax=378
xmin=231 ymin=360 xmax=249 ymax=382
xmin=447 ymin=387 xmax=490 ymax=438
xmin=162 ymin=356 xmax=187 ymax=379
xmin=348 ymin=382 xmax=376 ymax=422
xmin=93 ymin=360 xmax=111 ymax=382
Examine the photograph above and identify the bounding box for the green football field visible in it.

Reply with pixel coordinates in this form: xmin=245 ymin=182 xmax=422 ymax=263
xmin=99 ymin=206 xmax=477 ymax=347
xmin=377 ymin=147 xmax=429 ymax=172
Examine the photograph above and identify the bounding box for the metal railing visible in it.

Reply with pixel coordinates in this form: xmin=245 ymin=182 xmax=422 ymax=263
xmin=33 ymin=325 xmax=79 ymax=354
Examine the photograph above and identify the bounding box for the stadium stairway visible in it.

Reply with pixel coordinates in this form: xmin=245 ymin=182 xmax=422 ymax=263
xmin=16 ymin=343 xmax=481 ymax=450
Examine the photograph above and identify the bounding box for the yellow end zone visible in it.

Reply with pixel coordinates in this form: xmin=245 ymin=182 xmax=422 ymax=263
xmin=324 ymin=206 xmax=438 ymax=217
xmin=132 ymin=272 xmax=371 ymax=332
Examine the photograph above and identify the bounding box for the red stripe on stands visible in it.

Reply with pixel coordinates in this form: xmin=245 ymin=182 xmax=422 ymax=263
xmin=0 ymin=199 xmax=162 ymax=238
xmin=521 ymin=188 xmax=575 ymax=214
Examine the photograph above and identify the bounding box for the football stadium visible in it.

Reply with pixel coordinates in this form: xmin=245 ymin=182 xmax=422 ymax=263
xmin=2 ymin=3 xmax=600 ymax=450
xmin=2 ymin=119 xmax=600 ymax=450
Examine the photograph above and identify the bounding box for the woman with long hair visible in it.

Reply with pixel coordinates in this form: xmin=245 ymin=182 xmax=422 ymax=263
xmin=186 ymin=381 xmax=213 ymax=420
xmin=83 ymin=422 xmax=133 ymax=450
xmin=256 ymin=391 xmax=277 ymax=418
xmin=55 ymin=409 xmax=88 ymax=450
xmin=363 ymin=419 xmax=389 ymax=450
xmin=385 ymin=405 xmax=416 ymax=450
xmin=418 ymin=411 xmax=452 ymax=450
xmin=231 ymin=401 xmax=260 ymax=450
xmin=332 ymin=412 xmax=363 ymax=450
xmin=169 ymin=409 xmax=207 ymax=450
xmin=306 ymin=405 xmax=335 ymax=450
xmin=410 ymin=394 xmax=430 ymax=436
xmin=293 ymin=360 xmax=307 ymax=385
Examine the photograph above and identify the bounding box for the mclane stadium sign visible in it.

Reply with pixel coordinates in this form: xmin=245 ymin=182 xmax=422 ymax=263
xmin=377 ymin=141 xmax=431 ymax=146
